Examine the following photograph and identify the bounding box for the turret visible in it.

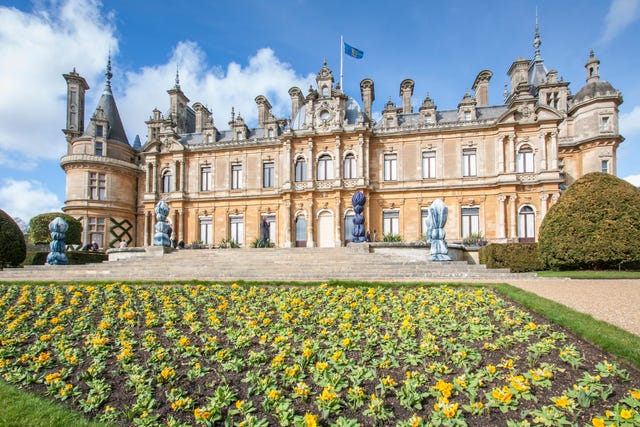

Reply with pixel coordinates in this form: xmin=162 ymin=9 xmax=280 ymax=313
xmin=63 ymin=68 xmax=89 ymax=143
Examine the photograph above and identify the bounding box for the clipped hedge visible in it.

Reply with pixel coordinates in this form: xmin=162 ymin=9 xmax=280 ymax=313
xmin=24 ymin=251 xmax=107 ymax=266
xmin=0 ymin=209 xmax=27 ymax=268
xmin=479 ymin=243 xmax=543 ymax=272
xmin=538 ymin=172 xmax=640 ymax=270
xmin=28 ymin=213 xmax=82 ymax=246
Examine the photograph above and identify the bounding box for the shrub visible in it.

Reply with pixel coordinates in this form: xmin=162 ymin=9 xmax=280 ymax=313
xmin=462 ymin=232 xmax=488 ymax=247
xmin=538 ymin=172 xmax=640 ymax=270
xmin=24 ymin=251 xmax=107 ymax=266
xmin=28 ymin=213 xmax=82 ymax=246
xmin=479 ymin=243 xmax=543 ymax=272
xmin=382 ymin=233 xmax=403 ymax=242
xmin=0 ymin=209 xmax=27 ymax=268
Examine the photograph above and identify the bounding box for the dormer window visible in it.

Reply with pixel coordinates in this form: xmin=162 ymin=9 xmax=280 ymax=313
xmin=95 ymin=141 xmax=103 ymax=157
xmin=236 ymin=131 xmax=244 ymax=140
xmin=268 ymin=129 xmax=275 ymax=138
xmin=96 ymin=125 xmax=104 ymax=137
xmin=425 ymin=114 xmax=432 ymax=124
xmin=464 ymin=111 xmax=471 ymax=122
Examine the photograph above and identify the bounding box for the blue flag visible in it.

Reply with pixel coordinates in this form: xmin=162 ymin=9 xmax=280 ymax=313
xmin=344 ymin=42 xmax=364 ymax=59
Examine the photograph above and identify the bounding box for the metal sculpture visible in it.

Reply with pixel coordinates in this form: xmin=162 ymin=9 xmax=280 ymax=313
xmin=428 ymin=199 xmax=451 ymax=261
xmin=153 ymin=200 xmax=172 ymax=247
xmin=351 ymin=191 xmax=367 ymax=243
xmin=46 ymin=217 xmax=69 ymax=265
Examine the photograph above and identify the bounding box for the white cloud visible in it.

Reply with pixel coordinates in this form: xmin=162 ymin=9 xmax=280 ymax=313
xmin=624 ymin=174 xmax=640 ymax=187
xmin=0 ymin=0 xmax=117 ymax=165
xmin=0 ymin=179 xmax=63 ymax=223
xmin=600 ymin=0 xmax=640 ymax=44
xmin=118 ymin=43 xmax=316 ymax=141
xmin=620 ymin=105 xmax=640 ymax=137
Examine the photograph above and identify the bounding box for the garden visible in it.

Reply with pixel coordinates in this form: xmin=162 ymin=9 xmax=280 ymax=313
xmin=0 ymin=282 xmax=639 ymax=426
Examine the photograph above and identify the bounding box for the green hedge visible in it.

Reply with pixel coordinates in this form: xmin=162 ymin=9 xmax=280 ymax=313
xmin=24 ymin=251 xmax=107 ymax=266
xmin=479 ymin=243 xmax=543 ymax=272
xmin=0 ymin=209 xmax=27 ymax=268
xmin=28 ymin=213 xmax=82 ymax=246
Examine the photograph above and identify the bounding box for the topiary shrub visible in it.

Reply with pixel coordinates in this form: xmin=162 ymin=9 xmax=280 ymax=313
xmin=28 ymin=213 xmax=82 ymax=246
xmin=538 ymin=172 xmax=640 ymax=270
xmin=0 ymin=209 xmax=27 ymax=268
xmin=479 ymin=243 xmax=543 ymax=272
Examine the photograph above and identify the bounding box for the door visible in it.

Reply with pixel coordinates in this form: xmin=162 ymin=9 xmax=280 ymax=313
xmin=295 ymin=217 xmax=307 ymax=247
xmin=317 ymin=211 xmax=334 ymax=248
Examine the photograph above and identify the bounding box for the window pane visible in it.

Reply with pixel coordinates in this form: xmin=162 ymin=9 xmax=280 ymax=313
xmin=201 ymin=166 xmax=211 ymax=191
xmin=263 ymin=162 xmax=274 ymax=188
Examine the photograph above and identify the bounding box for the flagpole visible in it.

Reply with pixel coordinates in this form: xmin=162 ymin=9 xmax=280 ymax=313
xmin=340 ymin=35 xmax=344 ymax=91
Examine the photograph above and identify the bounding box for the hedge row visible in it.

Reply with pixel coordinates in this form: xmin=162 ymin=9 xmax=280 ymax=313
xmin=23 ymin=251 xmax=108 ymax=266
xmin=479 ymin=243 xmax=543 ymax=273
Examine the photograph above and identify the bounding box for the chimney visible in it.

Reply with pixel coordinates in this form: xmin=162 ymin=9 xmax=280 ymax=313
xmin=288 ymin=87 xmax=304 ymax=120
xmin=399 ymin=79 xmax=414 ymax=113
xmin=472 ymin=70 xmax=493 ymax=107
xmin=360 ymin=78 xmax=375 ymax=120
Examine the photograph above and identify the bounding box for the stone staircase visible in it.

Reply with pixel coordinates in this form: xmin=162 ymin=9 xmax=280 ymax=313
xmin=0 ymin=247 xmax=536 ymax=282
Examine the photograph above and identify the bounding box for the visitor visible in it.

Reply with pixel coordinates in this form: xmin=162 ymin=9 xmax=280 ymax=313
xmin=258 ymin=218 xmax=270 ymax=248
xmin=82 ymin=243 xmax=92 ymax=251
xmin=177 ymin=240 xmax=185 ymax=249
xmin=119 ymin=239 xmax=128 ymax=248
xmin=92 ymin=242 xmax=99 ymax=251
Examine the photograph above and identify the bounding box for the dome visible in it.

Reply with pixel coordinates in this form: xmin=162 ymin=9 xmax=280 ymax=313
xmin=572 ymin=80 xmax=619 ymax=104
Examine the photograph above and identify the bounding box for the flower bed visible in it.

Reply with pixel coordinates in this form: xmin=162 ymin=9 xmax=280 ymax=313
xmin=0 ymin=283 xmax=638 ymax=426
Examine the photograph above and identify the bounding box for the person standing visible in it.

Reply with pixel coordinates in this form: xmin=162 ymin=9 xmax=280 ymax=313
xmin=258 ymin=217 xmax=270 ymax=248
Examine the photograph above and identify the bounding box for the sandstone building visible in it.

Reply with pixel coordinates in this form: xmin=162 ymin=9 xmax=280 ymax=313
xmin=61 ymin=33 xmax=623 ymax=249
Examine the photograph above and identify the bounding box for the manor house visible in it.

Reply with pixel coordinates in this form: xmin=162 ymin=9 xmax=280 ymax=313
xmin=60 ymin=33 xmax=623 ymax=249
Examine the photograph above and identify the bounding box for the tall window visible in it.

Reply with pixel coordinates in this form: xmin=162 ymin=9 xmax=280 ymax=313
xmin=263 ymin=161 xmax=275 ymax=188
xmin=162 ymin=170 xmax=173 ymax=193
xmin=89 ymin=172 xmax=106 ymax=200
xmin=600 ymin=116 xmax=610 ymax=132
xmin=229 ymin=216 xmax=244 ymax=245
xmin=422 ymin=151 xmax=436 ymax=179
xmin=343 ymin=154 xmax=356 ymax=179
xmin=384 ymin=153 xmax=397 ymax=181
xmin=516 ymin=146 xmax=534 ymax=173
xmin=461 ymin=207 xmax=479 ymax=238
xmin=200 ymin=166 xmax=211 ymax=191
xmin=199 ymin=218 xmax=212 ymax=244
xmin=317 ymin=154 xmax=334 ymax=180
xmin=88 ymin=217 xmax=105 ymax=248
xmin=462 ymin=149 xmax=477 ymax=177
xmin=463 ymin=111 xmax=471 ymax=121
xmin=295 ymin=157 xmax=307 ymax=182
xmin=344 ymin=213 xmax=354 ymax=244
xmin=231 ymin=164 xmax=242 ymax=189
xmin=95 ymin=125 xmax=103 ymax=137
xmin=95 ymin=141 xmax=103 ymax=156
xmin=421 ymin=209 xmax=430 ymax=239
xmin=518 ymin=206 xmax=535 ymax=242
xmin=601 ymin=160 xmax=609 ymax=174
xmin=383 ymin=211 xmax=399 ymax=235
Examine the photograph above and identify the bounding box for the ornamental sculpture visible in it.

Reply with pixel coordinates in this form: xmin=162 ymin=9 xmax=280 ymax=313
xmin=153 ymin=200 xmax=172 ymax=247
xmin=428 ymin=199 xmax=451 ymax=261
xmin=46 ymin=217 xmax=69 ymax=265
xmin=351 ymin=191 xmax=366 ymax=243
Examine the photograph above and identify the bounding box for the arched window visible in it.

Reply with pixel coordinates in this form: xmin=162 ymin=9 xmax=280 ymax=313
xmin=162 ymin=170 xmax=173 ymax=193
xmin=516 ymin=146 xmax=534 ymax=173
xmin=518 ymin=206 xmax=535 ymax=242
xmin=322 ymin=86 xmax=329 ymax=97
xmin=295 ymin=157 xmax=307 ymax=182
xmin=317 ymin=154 xmax=334 ymax=180
xmin=343 ymin=153 xmax=356 ymax=179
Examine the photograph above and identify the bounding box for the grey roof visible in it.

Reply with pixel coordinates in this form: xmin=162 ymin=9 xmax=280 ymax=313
xmin=84 ymin=82 xmax=130 ymax=145
xmin=572 ymin=80 xmax=619 ymax=104
xmin=378 ymin=105 xmax=508 ymax=129
xmin=179 ymin=127 xmax=278 ymax=146
xmin=290 ymin=96 xmax=362 ymax=130
xmin=132 ymin=135 xmax=142 ymax=151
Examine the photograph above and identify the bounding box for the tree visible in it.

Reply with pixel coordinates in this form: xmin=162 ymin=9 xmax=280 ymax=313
xmin=28 ymin=213 xmax=82 ymax=246
xmin=538 ymin=172 xmax=640 ymax=270
xmin=0 ymin=209 xmax=27 ymax=268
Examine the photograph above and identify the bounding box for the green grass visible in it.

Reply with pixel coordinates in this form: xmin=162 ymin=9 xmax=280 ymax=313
xmin=535 ymin=270 xmax=640 ymax=279
xmin=1 ymin=279 xmax=639 ymax=425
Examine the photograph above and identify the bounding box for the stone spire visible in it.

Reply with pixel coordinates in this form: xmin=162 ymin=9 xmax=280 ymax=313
xmin=528 ymin=9 xmax=548 ymax=89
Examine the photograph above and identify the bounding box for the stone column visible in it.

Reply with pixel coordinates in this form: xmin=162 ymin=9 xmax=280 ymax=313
xmin=173 ymin=209 xmax=179 ymax=241
xmin=307 ymin=201 xmax=315 ymax=247
xmin=307 ymin=138 xmax=314 ymax=184
xmin=508 ymin=195 xmax=517 ymax=239
xmin=538 ymin=132 xmax=547 ymax=171
xmin=144 ymin=210 xmax=151 ymax=246
xmin=549 ymin=132 xmax=558 ymax=169
xmin=283 ymin=200 xmax=292 ymax=248
xmin=497 ymin=136 xmax=505 ymax=173
xmin=498 ymin=195 xmax=506 ymax=240
xmin=508 ymin=135 xmax=515 ymax=173
xmin=357 ymin=134 xmax=365 ymax=180
xmin=334 ymin=135 xmax=341 ymax=182
xmin=180 ymin=160 xmax=186 ymax=191
xmin=539 ymin=193 xmax=549 ymax=222
xmin=335 ymin=198 xmax=342 ymax=246
xmin=283 ymin=140 xmax=292 ymax=189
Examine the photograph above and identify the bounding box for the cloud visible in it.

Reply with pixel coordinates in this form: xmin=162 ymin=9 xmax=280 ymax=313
xmin=624 ymin=174 xmax=640 ymax=186
xmin=600 ymin=0 xmax=640 ymax=44
xmin=620 ymin=105 xmax=640 ymax=137
xmin=118 ymin=42 xmax=316 ymax=141
xmin=0 ymin=0 xmax=117 ymax=165
xmin=0 ymin=179 xmax=63 ymax=222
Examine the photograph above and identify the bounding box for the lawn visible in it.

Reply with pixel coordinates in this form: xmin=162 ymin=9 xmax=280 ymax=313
xmin=0 ymin=282 xmax=639 ymax=426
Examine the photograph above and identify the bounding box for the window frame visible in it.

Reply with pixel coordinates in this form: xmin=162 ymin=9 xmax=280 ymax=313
xmin=461 ymin=207 xmax=480 ymax=238
xmin=295 ymin=157 xmax=307 ymax=182
xmin=384 ymin=153 xmax=397 ymax=181
xmin=383 ymin=210 xmax=400 ymax=235
xmin=263 ymin=161 xmax=275 ymax=188
xmin=462 ymin=149 xmax=477 ymax=177
xmin=316 ymin=154 xmax=334 ymax=181
xmin=516 ymin=146 xmax=535 ymax=173
xmin=89 ymin=172 xmax=106 ymax=200
xmin=231 ymin=163 xmax=242 ymax=190
xmin=162 ymin=170 xmax=173 ymax=193
xmin=200 ymin=166 xmax=212 ymax=192
xmin=343 ymin=153 xmax=356 ymax=179
xmin=422 ymin=151 xmax=436 ymax=179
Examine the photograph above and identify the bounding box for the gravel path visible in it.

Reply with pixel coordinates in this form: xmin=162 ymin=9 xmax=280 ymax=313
xmin=504 ymin=279 xmax=640 ymax=337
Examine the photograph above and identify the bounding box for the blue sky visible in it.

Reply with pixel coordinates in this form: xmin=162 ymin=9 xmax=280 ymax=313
xmin=1 ymin=0 xmax=639 ymax=223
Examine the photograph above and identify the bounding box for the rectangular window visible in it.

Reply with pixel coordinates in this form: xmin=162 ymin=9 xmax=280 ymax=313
xmin=200 ymin=166 xmax=211 ymax=191
xmin=88 ymin=217 xmax=105 ymax=248
xmin=199 ymin=218 xmax=212 ymax=244
xmin=383 ymin=211 xmax=399 ymax=236
xmin=422 ymin=151 xmax=436 ymax=179
xmin=89 ymin=172 xmax=106 ymax=200
xmin=601 ymin=160 xmax=609 ymax=174
xmin=462 ymin=149 xmax=477 ymax=177
xmin=70 ymin=90 xmax=77 ymax=104
xmin=295 ymin=159 xmax=307 ymax=182
xmin=95 ymin=125 xmax=103 ymax=137
xmin=600 ymin=116 xmax=610 ymax=132
xmin=343 ymin=155 xmax=356 ymax=179
xmin=263 ymin=161 xmax=274 ymax=188
xmin=516 ymin=149 xmax=534 ymax=173
xmin=461 ymin=207 xmax=479 ymax=238
xmin=231 ymin=164 xmax=242 ymax=189
xmin=229 ymin=216 xmax=244 ymax=246
xmin=95 ymin=141 xmax=103 ymax=156
xmin=384 ymin=154 xmax=397 ymax=181
xmin=464 ymin=111 xmax=471 ymax=121
xmin=421 ymin=209 xmax=430 ymax=239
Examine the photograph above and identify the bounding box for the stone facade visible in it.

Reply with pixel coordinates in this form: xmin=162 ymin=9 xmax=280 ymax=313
xmin=61 ymin=43 xmax=623 ymax=249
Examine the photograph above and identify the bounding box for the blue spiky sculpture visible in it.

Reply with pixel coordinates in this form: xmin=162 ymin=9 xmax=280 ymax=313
xmin=153 ymin=200 xmax=171 ymax=247
xmin=351 ymin=191 xmax=367 ymax=243
xmin=46 ymin=217 xmax=69 ymax=265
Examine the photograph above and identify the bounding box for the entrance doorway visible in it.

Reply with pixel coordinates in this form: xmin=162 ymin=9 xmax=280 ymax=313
xmin=295 ymin=217 xmax=307 ymax=247
xmin=317 ymin=211 xmax=335 ymax=248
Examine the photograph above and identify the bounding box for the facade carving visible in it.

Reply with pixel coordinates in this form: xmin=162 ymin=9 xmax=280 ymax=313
xmin=61 ymin=39 xmax=623 ymax=249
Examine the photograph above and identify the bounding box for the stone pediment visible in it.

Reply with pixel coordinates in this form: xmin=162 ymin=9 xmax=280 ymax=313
xmin=496 ymin=103 xmax=562 ymax=125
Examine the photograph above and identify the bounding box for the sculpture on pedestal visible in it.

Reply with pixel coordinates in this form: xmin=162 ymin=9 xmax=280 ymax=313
xmin=428 ymin=199 xmax=451 ymax=261
xmin=351 ymin=191 xmax=366 ymax=243
xmin=46 ymin=217 xmax=69 ymax=265
xmin=153 ymin=201 xmax=172 ymax=247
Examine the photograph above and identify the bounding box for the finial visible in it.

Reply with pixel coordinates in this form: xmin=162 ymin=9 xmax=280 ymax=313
xmin=105 ymin=52 xmax=113 ymax=83
xmin=175 ymin=65 xmax=180 ymax=89
xmin=231 ymin=107 xmax=235 ymax=122
xmin=533 ymin=8 xmax=542 ymax=60
xmin=589 ymin=48 xmax=595 ymax=58
xmin=323 ymin=57 xmax=327 ymax=67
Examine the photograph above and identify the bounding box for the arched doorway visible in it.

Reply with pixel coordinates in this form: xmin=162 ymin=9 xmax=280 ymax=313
xmin=317 ymin=211 xmax=335 ymax=248
xmin=518 ymin=206 xmax=535 ymax=243
xmin=295 ymin=216 xmax=307 ymax=247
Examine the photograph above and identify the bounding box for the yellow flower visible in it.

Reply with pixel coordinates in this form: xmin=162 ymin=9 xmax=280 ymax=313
xmin=304 ymin=413 xmax=318 ymax=427
xmin=443 ymin=402 xmax=459 ymax=418
xmin=591 ymin=418 xmax=605 ymax=427
xmin=620 ymin=409 xmax=633 ymax=419
xmin=267 ymin=389 xmax=281 ymax=400
xmin=320 ymin=385 xmax=337 ymax=402
xmin=342 ymin=337 xmax=351 ymax=347
xmin=302 ymin=347 xmax=312 ymax=357
xmin=487 ymin=365 xmax=496 ymax=374
xmin=552 ymin=395 xmax=571 ymax=408
xmin=491 ymin=386 xmax=512 ymax=404
xmin=630 ymin=389 xmax=640 ymax=400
